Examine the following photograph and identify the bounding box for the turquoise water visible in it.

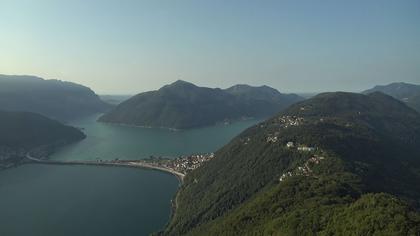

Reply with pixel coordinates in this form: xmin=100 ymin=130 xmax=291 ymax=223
xmin=0 ymin=114 xmax=259 ymax=236
xmin=51 ymin=114 xmax=260 ymax=161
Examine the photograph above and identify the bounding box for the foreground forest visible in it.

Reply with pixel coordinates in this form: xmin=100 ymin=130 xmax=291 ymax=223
xmin=163 ymin=92 xmax=420 ymax=235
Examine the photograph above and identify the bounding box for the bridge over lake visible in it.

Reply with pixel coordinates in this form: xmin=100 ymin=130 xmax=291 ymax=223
xmin=25 ymin=154 xmax=185 ymax=183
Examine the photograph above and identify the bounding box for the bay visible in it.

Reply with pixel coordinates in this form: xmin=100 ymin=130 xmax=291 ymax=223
xmin=0 ymin=114 xmax=260 ymax=235
xmin=51 ymin=114 xmax=259 ymax=161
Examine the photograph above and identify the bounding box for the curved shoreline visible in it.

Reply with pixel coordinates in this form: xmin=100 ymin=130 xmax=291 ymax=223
xmin=124 ymin=161 xmax=185 ymax=183
xmin=24 ymin=154 xmax=185 ymax=234
xmin=25 ymin=154 xmax=185 ymax=184
xmin=97 ymin=117 xmax=260 ymax=132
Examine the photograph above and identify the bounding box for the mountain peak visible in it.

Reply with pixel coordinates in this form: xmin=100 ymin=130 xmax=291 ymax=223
xmin=159 ymin=80 xmax=198 ymax=91
xmin=100 ymin=81 xmax=303 ymax=129
xmin=225 ymin=84 xmax=281 ymax=96
xmin=171 ymin=80 xmax=196 ymax=86
xmin=227 ymin=84 xmax=253 ymax=89
xmin=227 ymin=84 xmax=276 ymax=91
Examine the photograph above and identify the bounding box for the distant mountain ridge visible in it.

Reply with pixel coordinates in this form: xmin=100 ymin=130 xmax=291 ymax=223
xmin=225 ymin=84 xmax=301 ymax=102
xmin=0 ymin=74 xmax=111 ymax=121
xmin=99 ymin=80 xmax=304 ymax=129
xmin=163 ymin=91 xmax=420 ymax=235
xmin=363 ymin=82 xmax=420 ymax=112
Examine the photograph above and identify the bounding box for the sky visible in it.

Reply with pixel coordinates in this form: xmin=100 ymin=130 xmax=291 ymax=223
xmin=0 ymin=0 xmax=419 ymax=94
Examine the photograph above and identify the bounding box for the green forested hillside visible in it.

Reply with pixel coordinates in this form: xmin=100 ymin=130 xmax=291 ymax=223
xmin=0 ymin=74 xmax=111 ymax=121
xmin=0 ymin=111 xmax=85 ymax=148
xmin=163 ymin=92 xmax=420 ymax=235
xmin=99 ymin=80 xmax=303 ymax=129
xmin=0 ymin=111 xmax=86 ymax=167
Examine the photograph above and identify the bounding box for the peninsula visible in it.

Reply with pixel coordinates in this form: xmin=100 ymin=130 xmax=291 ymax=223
xmin=25 ymin=153 xmax=215 ymax=184
xmin=0 ymin=111 xmax=86 ymax=169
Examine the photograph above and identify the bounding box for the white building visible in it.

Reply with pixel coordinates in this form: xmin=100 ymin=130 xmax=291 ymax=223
xmin=297 ymin=146 xmax=315 ymax=152
xmin=286 ymin=142 xmax=294 ymax=148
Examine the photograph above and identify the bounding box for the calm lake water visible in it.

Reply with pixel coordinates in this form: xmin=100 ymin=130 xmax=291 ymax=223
xmin=51 ymin=114 xmax=260 ymax=161
xmin=0 ymin=114 xmax=259 ymax=236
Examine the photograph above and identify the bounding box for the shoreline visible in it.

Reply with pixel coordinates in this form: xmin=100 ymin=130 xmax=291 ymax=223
xmin=97 ymin=117 xmax=260 ymax=131
xmin=125 ymin=161 xmax=185 ymax=184
xmin=23 ymin=154 xmax=186 ymax=233
xmin=0 ymin=153 xmax=192 ymax=236
xmin=24 ymin=154 xmax=186 ymax=233
xmin=97 ymin=120 xmax=182 ymax=131
xmin=24 ymin=154 xmax=185 ymax=184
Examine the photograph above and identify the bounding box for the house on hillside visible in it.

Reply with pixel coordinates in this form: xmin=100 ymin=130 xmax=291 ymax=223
xmin=297 ymin=146 xmax=315 ymax=152
xmin=266 ymin=136 xmax=278 ymax=143
xmin=286 ymin=142 xmax=294 ymax=148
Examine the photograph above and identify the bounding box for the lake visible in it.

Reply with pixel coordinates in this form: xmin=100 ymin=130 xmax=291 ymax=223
xmin=50 ymin=114 xmax=260 ymax=161
xmin=0 ymin=114 xmax=259 ymax=236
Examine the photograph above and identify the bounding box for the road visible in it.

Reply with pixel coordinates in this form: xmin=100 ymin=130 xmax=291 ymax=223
xmin=25 ymin=154 xmax=185 ymax=183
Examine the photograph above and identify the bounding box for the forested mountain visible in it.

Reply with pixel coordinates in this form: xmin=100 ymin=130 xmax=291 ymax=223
xmin=163 ymin=92 xmax=420 ymax=235
xmin=363 ymin=82 xmax=420 ymax=112
xmin=0 ymin=111 xmax=85 ymax=168
xmin=98 ymin=80 xmax=303 ymax=129
xmin=0 ymin=75 xmax=111 ymax=121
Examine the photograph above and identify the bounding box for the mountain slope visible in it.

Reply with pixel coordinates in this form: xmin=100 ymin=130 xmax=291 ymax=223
xmin=99 ymin=80 xmax=303 ymax=129
xmin=0 ymin=111 xmax=86 ymax=167
xmin=0 ymin=74 xmax=111 ymax=121
xmin=363 ymin=82 xmax=420 ymax=112
xmin=163 ymin=92 xmax=420 ymax=235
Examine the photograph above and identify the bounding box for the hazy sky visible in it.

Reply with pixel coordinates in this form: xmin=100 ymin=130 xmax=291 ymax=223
xmin=1 ymin=0 xmax=419 ymax=94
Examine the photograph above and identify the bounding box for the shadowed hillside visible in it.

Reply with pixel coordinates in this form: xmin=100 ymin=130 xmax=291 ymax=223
xmin=99 ymin=80 xmax=303 ymax=129
xmin=0 ymin=75 xmax=111 ymax=121
xmin=0 ymin=111 xmax=86 ymax=168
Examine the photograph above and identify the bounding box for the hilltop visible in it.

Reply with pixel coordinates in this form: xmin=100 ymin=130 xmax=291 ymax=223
xmin=363 ymin=82 xmax=420 ymax=112
xmin=0 ymin=74 xmax=111 ymax=121
xmin=98 ymin=80 xmax=303 ymax=129
xmin=163 ymin=92 xmax=420 ymax=235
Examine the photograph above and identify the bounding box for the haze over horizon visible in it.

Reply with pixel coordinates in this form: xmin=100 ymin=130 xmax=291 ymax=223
xmin=1 ymin=0 xmax=419 ymax=94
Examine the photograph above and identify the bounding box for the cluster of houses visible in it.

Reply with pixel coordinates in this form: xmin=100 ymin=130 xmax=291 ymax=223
xmin=266 ymin=136 xmax=278 ymax=143
xmin=160 ymin=153 xmax=215 ymax=175
xmin=279 ymin=171 xmax=293 ymax=182
xmin=243 ymin=137 xmax=252 ymax=145
xmin=286 ymin=141 xmax=316 ymax=152
xmin=276 ymin=115 xmax=305 ymax=128
xmin=297 ymin=146 xmax=315 ymax=152
xmin=0 ymin=147 xmax=26 ymax=161
xmin=265 ymin=134 xmax=317 ymax=153
xmin=263 ymin=115 xmax=307 ymax=145
xmin=266 ymin=132 xmax=280 ymax=143
xmin=0 ymin=147 xmax=27 ymax=169
xmin=279 ymin=155 xmax=325 ymax=182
